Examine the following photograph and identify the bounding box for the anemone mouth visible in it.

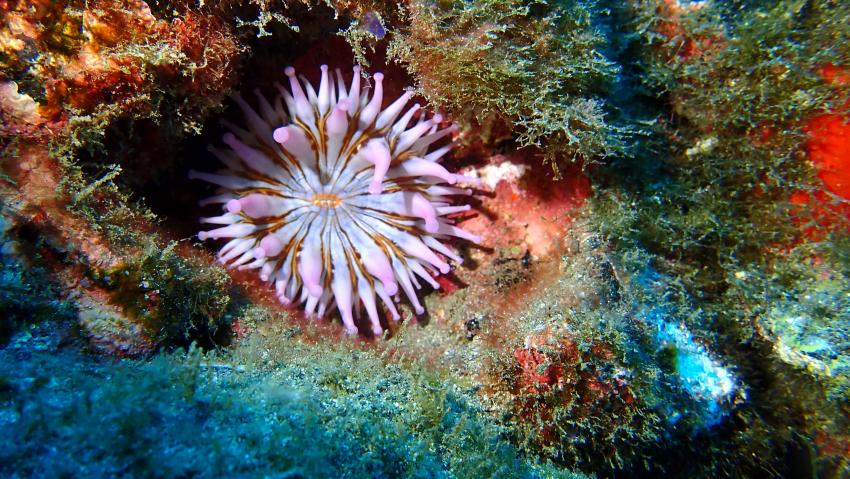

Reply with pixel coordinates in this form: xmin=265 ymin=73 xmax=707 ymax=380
xmin=309 ymin=192 xmax=344 ymax=209
xmin=192 ymin=64 xmax=481 ymax=336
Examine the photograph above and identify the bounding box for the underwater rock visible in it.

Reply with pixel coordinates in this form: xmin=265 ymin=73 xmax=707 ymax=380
xmin=760 ymin=307 xmax=849 ymax=397
xmin=1 ymin=0 xmax=850 ymax=477
xmin=0 ymin=81 xmax=43 ymax=137
xmin=460 ymin=153 xmax=591 ymax=259
xmin=0 ymin=0 xmax=241 ymax=128
xmin=508 ymin=328 xmax=651 ymax=472
xmin=76 ymin=288 xmax=154 ymax=357
xmin=756 ymin=272 xmax=850 ymax=402
xmin=0 ymin=0 xmax=242 ymax=355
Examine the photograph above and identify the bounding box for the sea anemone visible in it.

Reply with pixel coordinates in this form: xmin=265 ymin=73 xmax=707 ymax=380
xmin=191 ymin=65 xmax=480 ymax=335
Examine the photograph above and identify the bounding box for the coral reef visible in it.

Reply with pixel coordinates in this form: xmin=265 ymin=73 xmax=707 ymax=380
xmin=1 ymin=0 xmax=242 ymax=355
xmin=507 ymin=328 xmax=652 ymax=471
xmin=0 ymin=210 xmax=74 ymax=345
xmin=589 ymin=0 xmax=850 ymax=475
xmin=2 ymin=0 xmax=850 ymax=477
xmin=0 ymin=322 xmax=586 ymax=479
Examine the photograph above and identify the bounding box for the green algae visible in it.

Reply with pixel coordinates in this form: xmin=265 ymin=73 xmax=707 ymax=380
xmin=0 ymin=322 xmax=587 ymax=479
xmin=739 ymin=244 xmax=850 ymax=403
xmin=598 ymin=0 xmax=850 ymax=269
xmin=584 ymin=1 xmax=850 ymax=475
xmin=387 ymin=0 xmax=623 ymax=175
xmin=95 ymin=241 xmax=232 ymax=349
xmin=56 ymin=151 xmax=234 ymax=351
xmin=471 ymin=231 xmax=665 ymax=474
xmin=0 ymin=250 xmax=74 ymax=347
xmin=593 ymin=0 xmax=850 ymax=349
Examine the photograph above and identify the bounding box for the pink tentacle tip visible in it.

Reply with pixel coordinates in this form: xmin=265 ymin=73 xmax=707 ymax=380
xmin=336 ymin=98 xmax=351 ymax=112
xmin=306 ymin=282 xmax=323 ymax=298
xmin=222 ymin=132 xmax=237 ymax=145
xmin=197 ymin=231 xmax=209 ymax=241
xmin=383 ymin=282 xmax=398 ymax=296
xmin=425 ymin=218 xmax=438 ymax=233
xmin=272 ymin=127 xmax=289 ymax=144
xmin=368 ymin=181 xmax=383 ymax=195
xmin=259 ymin=235 xmax=284 ymax=257
xmin=225 ymin=199 xmax=242 ymax=214
xmin=238 ymin=194 xmax=271 ymax=218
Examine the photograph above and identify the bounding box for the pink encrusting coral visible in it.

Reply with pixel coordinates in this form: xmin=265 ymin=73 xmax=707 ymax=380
xmin=192 ymin=65 xmax=481 ymax=335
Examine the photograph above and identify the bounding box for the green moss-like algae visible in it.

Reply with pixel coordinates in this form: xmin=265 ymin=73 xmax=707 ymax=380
xmin=388 ymin=0 xmax=624 ymax=175
xmin=0 ymin=322 xmax=586 ymax=479
xmin=586 ymin=0 xmax=850 ymax=475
